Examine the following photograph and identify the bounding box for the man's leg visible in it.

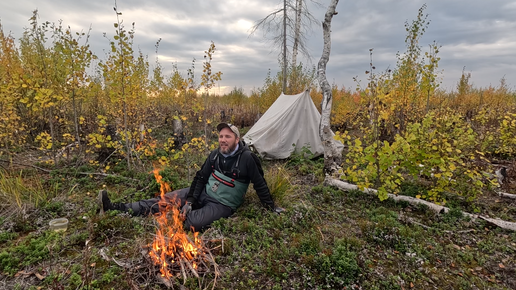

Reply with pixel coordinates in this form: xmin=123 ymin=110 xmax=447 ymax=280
xmin=125 ymin=187 xmax=190 ymax=216
xmin=99 ymin=188 xmax=190 ymax=216
xmin=184 ymin=191 xmax=234 ymax=232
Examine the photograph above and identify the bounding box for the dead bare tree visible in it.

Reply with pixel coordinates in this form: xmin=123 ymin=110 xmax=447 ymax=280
xmin=317 ymin=0 xmax=341 ymax=174
xmin=250 ymin=0 xmax=320 ymax=93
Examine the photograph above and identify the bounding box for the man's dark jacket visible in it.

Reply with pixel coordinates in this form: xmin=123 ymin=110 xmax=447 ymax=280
xmin=186 ymin=140 xmax=275 ymax=210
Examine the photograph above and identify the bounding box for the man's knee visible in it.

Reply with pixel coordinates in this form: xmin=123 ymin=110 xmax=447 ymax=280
xmin=184 ymin=217 xmax=208 ymax=232
xmin=164 ymin=187 xmax=190 ymax=206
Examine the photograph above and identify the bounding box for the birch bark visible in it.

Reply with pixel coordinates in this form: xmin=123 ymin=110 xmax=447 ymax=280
xmin=317 ymin=0 xmax=341 ymax=174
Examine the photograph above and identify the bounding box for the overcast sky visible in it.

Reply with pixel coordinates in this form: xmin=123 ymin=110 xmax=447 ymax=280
xmin=1 ymin=0 xmax=515 ymax=95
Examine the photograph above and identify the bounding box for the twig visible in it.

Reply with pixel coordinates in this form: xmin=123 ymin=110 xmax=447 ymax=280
xmin=99 ymin=247 xmax=132 ymax=268
xmin=0 ymin=159 xmax=142 ymax=183
xmin=316 ymin=226 xmax=325 ymax=241
xmin=179 ymin=258 xmax=187 ymax=284
xmin=101 ymin=147 xmax=119 ymax=165
xmin=138 ymin=184 xmax=151 ymax=192
xmin=112 ymin=256 xmax=131 ymax=268
xmin=206 ymin=248 xmax=220 ymax=277
xmin=444 ymin=229 xmax=476 ymax=234
xmin=0 ymin=160 xmax=52 ymax=173
xmin=157 ymin=275 xmax=174 ymax=289
xmin=398 ymin=213 xmax=432 ymax=230
xmin=55 ymin=141 xmax=79 ymax=159
xmin=75 ymin=171 xmax=142 ymax=183
xmin=183 ymin=258 xmax=199 ymax=278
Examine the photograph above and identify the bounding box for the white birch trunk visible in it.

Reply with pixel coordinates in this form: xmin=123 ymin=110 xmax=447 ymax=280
xmin=317 ymin=0 xmax=341 ymax=174
xmin=292 ymin=0 xmax=302 ymax=67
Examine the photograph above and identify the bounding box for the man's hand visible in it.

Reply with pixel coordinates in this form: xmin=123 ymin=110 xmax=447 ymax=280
xmin=180 ymin=202 xmax=192 ymax=219
xmin=274 ymin=207 xmax=285 ymax=214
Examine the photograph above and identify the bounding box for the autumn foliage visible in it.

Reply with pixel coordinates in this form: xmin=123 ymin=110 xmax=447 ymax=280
xmin=1 ymin=8 xmax=515 ymax=206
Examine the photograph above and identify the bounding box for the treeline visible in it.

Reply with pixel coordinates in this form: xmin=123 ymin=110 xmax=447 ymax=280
xmin=1 ymin=9 xmax=515 ymax=202
xmin=0 ymin=11 xmax=318 ymax=167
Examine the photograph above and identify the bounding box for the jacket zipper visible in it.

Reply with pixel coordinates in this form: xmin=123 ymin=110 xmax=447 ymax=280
xmin=212 ymin=172 xmax=235 ymax=187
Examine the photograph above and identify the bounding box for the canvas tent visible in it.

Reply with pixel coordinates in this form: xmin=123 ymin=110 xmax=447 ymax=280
xmin=243 ymin=90 xmax=344 ymax=159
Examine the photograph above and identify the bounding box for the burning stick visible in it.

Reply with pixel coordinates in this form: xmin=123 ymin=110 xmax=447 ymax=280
xmin=179 ymin=258 xmax=187 ymax=284
xmin=183 ymin=258 xmax=199 ymax=278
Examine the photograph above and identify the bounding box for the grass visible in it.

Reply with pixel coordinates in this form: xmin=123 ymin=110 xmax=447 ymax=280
xmin=0 ymin=153 xmax=515 ymax=290
xmin=0 ymin=169 xmax=51 ymax=209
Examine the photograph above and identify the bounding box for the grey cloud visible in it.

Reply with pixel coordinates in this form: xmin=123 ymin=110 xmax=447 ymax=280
xmin=1 ymin=0 xmax=516 ymax=94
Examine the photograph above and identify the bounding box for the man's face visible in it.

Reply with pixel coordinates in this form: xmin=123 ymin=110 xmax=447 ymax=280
xmin=219 ymin=127 xmax=239 ymax=154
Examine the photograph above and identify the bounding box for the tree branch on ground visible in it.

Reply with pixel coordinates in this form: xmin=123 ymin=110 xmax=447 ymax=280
xmin=325 ymin=177 xmax=516 ymax=232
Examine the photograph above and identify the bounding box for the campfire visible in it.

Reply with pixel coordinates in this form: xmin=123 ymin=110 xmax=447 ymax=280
xmin=147 ymin=167 xmax=219 ymax=287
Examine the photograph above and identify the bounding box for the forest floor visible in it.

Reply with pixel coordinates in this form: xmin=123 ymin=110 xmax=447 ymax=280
xmin=0 ymin=149 xmax=515 ymax=290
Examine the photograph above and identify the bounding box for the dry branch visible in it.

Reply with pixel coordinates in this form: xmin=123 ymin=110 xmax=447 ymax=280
xmin=324 ymin=176 xmax=516 ymax=232
xmin=184 ymin=258 xmax=199 ymax=278
xmin=0 ymin=159 xmax=142 ymax=183
xmin=179 ymin=259 xmax=187 ymax=284
xmin=398 ymin=212 xmax=431 ymax=230
xmin=55 ymin=141 xmax=79 ymax=159
xmin=99 ymin=247 xmax=132 ymax=268
xmin=157 ymin=275 xmax=174 ymax=289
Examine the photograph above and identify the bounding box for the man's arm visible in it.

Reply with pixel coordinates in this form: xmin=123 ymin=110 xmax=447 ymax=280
xmin=186 ymin=154 xmax=213 ymax=204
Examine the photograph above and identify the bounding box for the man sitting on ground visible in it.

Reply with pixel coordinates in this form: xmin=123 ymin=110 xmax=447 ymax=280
xmin=98 ymin=122 xmax=283 ymax=231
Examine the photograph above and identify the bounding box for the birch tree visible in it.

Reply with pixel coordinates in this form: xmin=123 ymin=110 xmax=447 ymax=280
xmin=317 ymin=0 xmax=341 ymax=174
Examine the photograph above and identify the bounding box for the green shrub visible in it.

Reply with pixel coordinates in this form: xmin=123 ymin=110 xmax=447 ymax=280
xmin=440 ymin=207 xmax=464 ymax=224
xmin=314 ymin=239 xmax=361 ymax=288
xmin=339 ymin=111 xmax=498 ymax=203
xmin=0 ymin=232 xmax=60 ymax=275
xmin=359 ymin=208 xmax=414 ymax=252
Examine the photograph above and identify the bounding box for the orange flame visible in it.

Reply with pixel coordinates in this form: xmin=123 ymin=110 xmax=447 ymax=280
xmin=149 ymin=166 xmax=202 ymax=279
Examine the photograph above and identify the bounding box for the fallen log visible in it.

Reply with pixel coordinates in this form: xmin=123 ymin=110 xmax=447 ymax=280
xmin=496 ymin=191 xmax=516 ymax=199
xmin=324 ymin=176 xmax=516 ymax=232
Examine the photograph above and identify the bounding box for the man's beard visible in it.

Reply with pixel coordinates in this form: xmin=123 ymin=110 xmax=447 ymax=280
xmin=220 ymin=141 xmax=238 ymax=154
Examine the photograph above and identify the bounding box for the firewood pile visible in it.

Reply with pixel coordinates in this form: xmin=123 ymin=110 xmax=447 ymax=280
xmin=144 ymin=205 xmax=220 ymax=289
